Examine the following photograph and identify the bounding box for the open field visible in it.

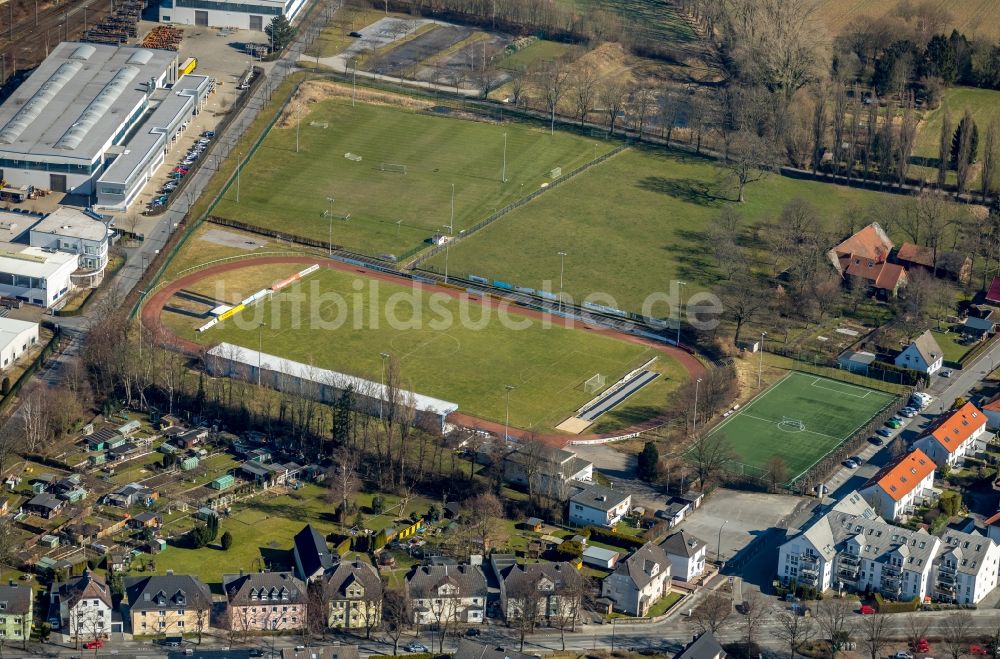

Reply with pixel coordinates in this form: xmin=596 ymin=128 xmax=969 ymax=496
xmin=813 ymin=0 xmax=1000 ymax=41
xmin=698 ymin=371 xmax=897 ymax=484
xmin=160 ymin=264 xmax=688 ymax=433
xmin=500 ymin=39 xmax=577 ymax=70
xmin=555 ymin=0 xmax=697 ymax=44
xmin=212 ymin=90 xmax=613 ymax=259
xmin=913 ymin=86 xmax=1000 ymax=187
xmin=425 ymin=146 xmax=889 ymax=313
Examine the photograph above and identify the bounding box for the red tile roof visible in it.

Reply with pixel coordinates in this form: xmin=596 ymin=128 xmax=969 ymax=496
xmin=926 ymin=402 xmax=986 ymax=455
xmin=983 ymin=394 xmax=1000 ymax=413
xmin=874 ymin=263 xmax=907 ymax=291
xmin=986 ymin=511 xmax=1000 ymax=527
xmin=988 ymin=276 xmax=1000 ymax=304
xmin=896 ymin=243 xmax=934 ymax=269
xmin=832 ymin=224 xmax=893 ymax=263
xmin=844 ymin=258 xmax=906 ymax=291
xmin=864 ymin=448 xmax=936 ymax=502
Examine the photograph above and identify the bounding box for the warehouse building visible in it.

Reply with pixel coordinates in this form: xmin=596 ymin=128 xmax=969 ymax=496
xmin=159 ymin=0 xmax=310 ymax=31
xmin=0 ymin=42 xmax=199 ymax=201
xmin=29 ymin=207 xmax=114 ymax=287
xmin=96 ymin=73 xmax=210 ymax=210
xmin=0 ymin=244 xmax=77 ymax=307
xmin=0 ymin=318 xmax=39 ymax=370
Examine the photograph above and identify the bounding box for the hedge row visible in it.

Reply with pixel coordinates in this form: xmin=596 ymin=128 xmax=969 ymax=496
xmin=587 ymin=526 xmax=645 ymax=550
xmin=874 ymin=593 xmax=920 ymax=613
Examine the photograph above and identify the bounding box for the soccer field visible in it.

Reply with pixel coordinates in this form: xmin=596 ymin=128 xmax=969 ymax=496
xmin=212 ymin=85 xmax=613 ymax=259
xmin=701 ymin=372 xmax=897 ymax=483
xmin=165 ymin=264 xmax=688 ymax=433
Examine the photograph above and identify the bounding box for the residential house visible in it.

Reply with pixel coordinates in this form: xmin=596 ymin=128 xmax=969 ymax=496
xmin=657 ymin=491 xmax=704 ymax=529
xmin=497 ymin=562 xmax=581 ymax=623
xmin=281 ymin=646 xmax=361 ymax=659
xmin=827 ymin=223 xmax=906 ymax=297
xmin=961 ymin=314 xmax=994 ymax=341
xmin=662 ymin=531 xmax=708 ymax=582
xmin=502 ymin=444 xmax=593 ymax=499
xmin=914 ymin=402 xmax=987 ymax=468
xmin=0 ymin=584 xmax=31 ymax=642
xmin=455 ymin=639 xmax=536 ymax=659
xmin=24 ymin=493 xmax=65 ymax=519
xmin=173 ymin=427 xmax=208 ymax=449
xmin=894 ymin=330 xmax=944 ymax=375
xmin=223 ymin=571 xmax=307 ymax=632
xmin=293 ymin=525 xmax=335 ymax=583
xmin=51 ymin=570 xmax=113 ymax=637
xmin=988 ymin=275 xmax=1000 ymax=305
xmin=123 ymin=574 xmax=212 ymax=635
xmin=323 ymin=560 xmax=383 ymax=630
xmin=568 ymin=482 xmax=631 ymax=528
xmin=931 ymin=530 xmax=1000 ymax=605
xmin=406 ymin=565 xmax=487 ymax=625
xmin=859 ymin=449 xmax=937 ymax=521
xmin=103 ymin=482 xmax=158 ymax=508
xmin=601 ymin=542 xmax=672 ymax=617
xmin=986 ymin=512 xmax=1000 ymax=545
xmin=128 ymin=512 xmax=162 ymax=530
xmin=896 ymin=243 xmax=972 ymax=284
xmin=777 ymin=491 xmax=940 ymax=600
xmin=675 ymin=632 xmax=726 ymax=659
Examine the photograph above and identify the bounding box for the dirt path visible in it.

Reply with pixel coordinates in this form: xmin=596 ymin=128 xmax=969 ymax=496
xmin=142 ymin=256 xmax=708 ymax=447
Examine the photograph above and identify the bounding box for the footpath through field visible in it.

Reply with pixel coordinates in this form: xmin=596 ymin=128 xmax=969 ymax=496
xmin=142 ymin=255 xmax=707 ymax=447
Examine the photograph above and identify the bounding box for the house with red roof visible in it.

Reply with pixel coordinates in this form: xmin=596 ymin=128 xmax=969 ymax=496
xmin=914 ymin=402 xmax=987 ymax=468
xmin=896 ymin=243 xmax=972 ymax=284
xmin=981 ymin=393 xmax=1000 ymax=430
xmin=859 ymin=448 xmax=936 ymax=521
xmin=986 ymin=276 xmax=1000 ymax=305
xmin=827 ymin=223 xmax=907 ymax=297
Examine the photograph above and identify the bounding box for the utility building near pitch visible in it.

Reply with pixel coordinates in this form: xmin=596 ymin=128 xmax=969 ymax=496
xmin=0 ymin=43 xmax=209 ymax=209
xmin=158 ymin=0 xmax=310 ymax=31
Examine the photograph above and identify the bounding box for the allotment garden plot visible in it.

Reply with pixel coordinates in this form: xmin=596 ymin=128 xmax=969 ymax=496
xmin=211 ymin=83 xmax=613 ymax=259
xmin=701 ymin=371 xmax=896 ymax=484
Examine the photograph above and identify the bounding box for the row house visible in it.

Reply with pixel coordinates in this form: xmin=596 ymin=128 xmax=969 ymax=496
xmin=123 ymin=575 xmax=213 ymax=635
xmin=932 ymin=530 xmax=1000 ymax=605
xmin=497 ymin=561 xmax=582 ymax=623
xmin=601 ymin=542 xmax=672 ymax=617
xmin=859 ymin=449 xmax=936 ymax=521
xmin=323 ymin=560 xmax=383 ymax=630
xmin=915 ymin=402 xmax=987 ymax=468
xmin=406 ymin=565 xmax=487 ymax=626
xmin=223 ymin=571 xmax=307 ymax=631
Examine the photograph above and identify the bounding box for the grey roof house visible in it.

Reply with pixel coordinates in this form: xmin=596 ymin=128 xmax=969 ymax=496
xmin=601 ymin=542 xmax=672 ymax=616
xmin=293 ymin=524 xmax=334 ymax=582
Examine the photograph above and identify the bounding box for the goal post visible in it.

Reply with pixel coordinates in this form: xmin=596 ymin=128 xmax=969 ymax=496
xmin=379 ymin=162 xmax=407 ymax=174
xmin=781 ymin=416 xmax=805 ymax=430
xmin=584 ymin=373 xmax=606 ymax=394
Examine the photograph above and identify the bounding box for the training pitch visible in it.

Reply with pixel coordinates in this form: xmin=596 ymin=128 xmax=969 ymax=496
xmin=212 ymin=86 xmax=612 ymax=258
xmin=162 ymin=262 xmax=689 ymax=434
xmin=701 ymin=371 xmax=897 ymax=484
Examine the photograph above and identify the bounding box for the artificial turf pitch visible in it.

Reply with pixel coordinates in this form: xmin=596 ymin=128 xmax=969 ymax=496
xmin=178 ymin=266 xmax=687 ymax=433
xmin=702 ymin=371 xmax=897 ymax=483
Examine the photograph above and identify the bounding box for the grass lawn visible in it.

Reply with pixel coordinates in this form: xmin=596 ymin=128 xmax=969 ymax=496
xmin=500 ymin=40 xmax=576 ymax=70
xmin=931 ymin=329 xmax=973 ymax=365
xmin=698 ymin=371 xmax=897 ymax=484
xmin=426 ymin=146 xmax=889 ymax=313
xmin=913 ymin=87 xmax=1000 ymax=187
xmin=646 ymin=591 xmax=684 ymax=617
xmin=212 ymin=94 xmax=613 ymax=259
xmin=166 ymin=265 xmax=686 ymax=432
xmin=554 ymin=0 xmax=696 ymax=43
xmin=814 ymin=0 xmax=1000 ymax=42
xmin=147 ymin=484 xmax=433 ymax=588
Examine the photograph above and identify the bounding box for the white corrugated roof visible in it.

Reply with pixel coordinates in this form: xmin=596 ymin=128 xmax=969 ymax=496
xmin=0 ymin=317 xmax=36 ymax=349
xmin=207 ymin=342 xmax=459 ymax=417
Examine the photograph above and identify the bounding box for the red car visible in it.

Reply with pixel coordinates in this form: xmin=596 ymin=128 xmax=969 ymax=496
xmin=970 ymin=645 xmax=988 ymax=656
xmin=172 ymin=166 xmax=189 ymax=174
xmin=859 ymin=604 xmax=876 ymax=614
xmin=84 ymin=639 xmax=104 ymax=650
xmin=912 ymin=639 xmax=930 ymax=653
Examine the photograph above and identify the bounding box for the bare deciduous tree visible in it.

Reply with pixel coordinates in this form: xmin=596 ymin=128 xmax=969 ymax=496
xmin=467 ymin=492 xmax=507 ymax=553
xmin=570 ymin=69 xmax=598 ymax=126
xmin=816 ymin=597 xmax=855 ymax=659
xmin=538 ymin=60 xmax=571 ymax=135
xmin=382 ymin=588 xmax=410 ymax=655
xmin=775 ymin=609 xmax=815 ymax=659
xmin=858 ymin=610 xmax=891 ymax=659
xmin=941 ymin=611 xmax=974 ymax=659
xmin=599 ymin=79 xmax=628 ymax=136
xmin=718 ymin=129 xmax=776 ymax=202
xmin=937 ymin=108 xmax=952 ymax=188
xmin=691 ymin=592 xmax=732 ymax=634
xmin=689 ymin=433 xmax=735 ymax=493
xmin=738 ymin=589 xmax=771 ymax=651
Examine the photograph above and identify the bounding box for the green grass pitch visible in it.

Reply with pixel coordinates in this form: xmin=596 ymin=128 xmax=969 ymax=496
xmin=211 ymin=96 xmax=613 ymax=259
xmin=701 ymin=371 xmax=897 ymax=483
xmin=425 ymin=146 xmax=893 ymax=314
xmin=168 ymin=266 xmax=688 ymax=433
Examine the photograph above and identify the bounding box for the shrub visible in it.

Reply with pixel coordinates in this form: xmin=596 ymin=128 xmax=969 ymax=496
xmin=220 ymin=531 xmax=233 ymax=551
xmin=372 ymin=495 xmax=385 ymax=514
xmin=587 ymin=526 xmax=644 ymax=550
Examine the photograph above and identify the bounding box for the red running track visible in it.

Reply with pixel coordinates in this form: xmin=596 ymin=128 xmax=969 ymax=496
xmin=142 ymin=256 xmax=708 ymax=447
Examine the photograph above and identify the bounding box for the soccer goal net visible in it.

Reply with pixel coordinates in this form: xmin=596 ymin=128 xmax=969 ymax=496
xmin=584 ymin=373 xmax=606 ymax=394
xmin=781 ymin=416 xmax=805 ymax=430
xmin=380 ymin=162 xmax=407 ymax=174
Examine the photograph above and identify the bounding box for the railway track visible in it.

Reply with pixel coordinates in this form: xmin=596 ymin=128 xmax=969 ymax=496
xmin=0 ymin=0 xmax=116 ymax=86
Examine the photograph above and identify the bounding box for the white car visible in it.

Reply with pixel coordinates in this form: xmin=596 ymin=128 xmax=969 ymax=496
xmin=404 ymin=643 xmax=429 ymax=653
xmin=940 ymin=369 xmax=954 ymax=378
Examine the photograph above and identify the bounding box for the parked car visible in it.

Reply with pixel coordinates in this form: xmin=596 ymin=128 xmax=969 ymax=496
xmin=465 ymin=628 xmax=481 ymax=637
xmin=173 ymin=166 xmax=189 ymax=174
xmin=349 ymin=30 xmax=363 ymax=37
xmin=404 ymin=643 xmax=429 ymax=653
xmin=886 ymin=419 xmax=903 ymax=429
xmin=899 ymin=408 xmax=917 ymax=418
xmin=869 ymin=436 xmax=885 ymax=446
xmin=970 ymin=645 xmax=988 ymax=656
xmin=202 ymin=130 xmax=215 ymax=138
xmin=941 ymin=369 xmax=954 ymax=378
xmin=876 ymin=427 xmax=893 ymax=438
xmin=894 ymin=652 xmax=913 ymax=659
xmin=912 ymin=639 xmax=931 ymax=653
xmin=84 ymin=640 xmax=103 ymax=650
xmin=850 ymin=455 xmax=864 ymax=465
xmin=843 ymin=459 xmax=857 ymax=468
xmin=859 ymin=604 xmax=876 ymax=614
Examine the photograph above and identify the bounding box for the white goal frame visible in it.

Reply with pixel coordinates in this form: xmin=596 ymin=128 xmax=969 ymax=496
xmin=379 ymin=162 xmax=407 ymax=174
xmin=584 ymin=373 xmax=606 ymax=393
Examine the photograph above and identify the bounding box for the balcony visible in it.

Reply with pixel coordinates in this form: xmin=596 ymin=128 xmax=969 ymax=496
xmin=799 ymin=573 xmax=819 ymax=586
xmin=800 ymin=554 xmax=820 ymax=567
xmin=939 ymin=563 xmax=957 ymax=575
xmin=882 ymin=563 xmax=901 ymax=576
xmin=840 ymin=553 xmax=860 ymax=566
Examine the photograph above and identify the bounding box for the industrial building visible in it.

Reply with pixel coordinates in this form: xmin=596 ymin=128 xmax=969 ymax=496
xmin=0 ymin=318 xmax=39 ymax=370
xmin=0 ymin=243 xmax=77 ymax=307
xmin=158 ymin=0 xmax=310 ymax=31
xmin=29 ymin=207 xmax=114 ymax=287
xmin=0 ymin=42 xmax=210 ymax=210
